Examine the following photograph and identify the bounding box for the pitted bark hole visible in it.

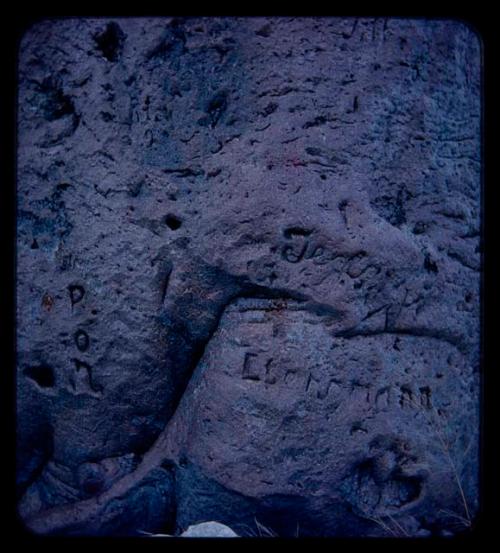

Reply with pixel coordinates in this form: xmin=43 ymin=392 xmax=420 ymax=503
xmin=24 ymin=365 xmax=55 ymax=388
xmin=165 ymin=214 xmax=182 ymax=230
xmin=94 ymin=22 xmax=126 ymax=62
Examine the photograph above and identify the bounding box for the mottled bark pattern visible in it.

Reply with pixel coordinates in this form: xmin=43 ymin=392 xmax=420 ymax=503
xmin=17 ymin=17 xmax=481 ymax=537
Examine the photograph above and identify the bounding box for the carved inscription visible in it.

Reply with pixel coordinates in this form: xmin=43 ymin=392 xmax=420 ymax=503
xmin=242 ymin=350 xmax=341 ymax=399
xmin=74 ymin=330 xmax=90 ymax=352
xmin=279 ymin=226 xmax=380 ymax=281
xmin=365 ymin=384 xmax=432 ymax=412
xmin=65 ymin=282 xmax=100 ymax=398
xmin=41 ymin=293 xmax=54 ymax=311
xmin=68 ymin=284 xmax=85 ymax=307
xmin=69 ymin=359 xmax=101 ymax=398
xmin=241 ymin=350 xmax=434 ymax=412
xmin=242 ymin=352 xmax=260 ymax=381
xmin=242 ymin=352 xmax=276 ymax=384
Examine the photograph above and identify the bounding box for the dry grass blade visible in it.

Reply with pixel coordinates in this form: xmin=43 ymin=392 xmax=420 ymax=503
xmin=367 ymin=515 xmax=399 ymax=537
xmin=406 ymin=396 xmax=472 ymax=527
xmin=238 ymin=523 xmax=259 ymax=537
xmin=438 ymin=509 xmax=472 ymax=527
xmin=386 ymin=514 xmax=409 ymax=537
xmin=138 ymin=530 xmax=172 ymax=537
xmin=254 ymin=517 xmax=278 ymax=537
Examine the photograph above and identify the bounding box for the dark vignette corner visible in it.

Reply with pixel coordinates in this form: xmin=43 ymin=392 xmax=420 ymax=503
xmin=4 ymin=11 xmax=498 ymax=544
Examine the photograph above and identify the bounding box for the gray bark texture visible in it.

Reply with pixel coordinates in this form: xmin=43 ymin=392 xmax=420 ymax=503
xmin=16 ymin=16 xmax=481 ymax=537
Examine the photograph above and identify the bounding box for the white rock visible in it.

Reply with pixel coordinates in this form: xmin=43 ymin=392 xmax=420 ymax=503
xmin=181 ymin=521 xmax=238 ymax=538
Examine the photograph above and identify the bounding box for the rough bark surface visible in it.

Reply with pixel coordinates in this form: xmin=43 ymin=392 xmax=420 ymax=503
xmin=16 ymin=17 xmax=481 ymax=537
